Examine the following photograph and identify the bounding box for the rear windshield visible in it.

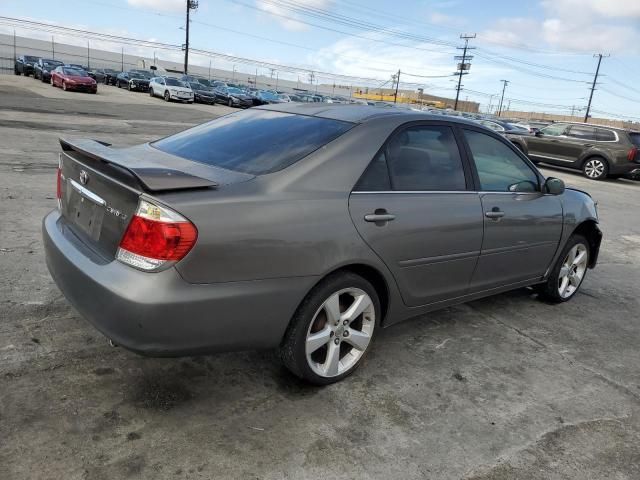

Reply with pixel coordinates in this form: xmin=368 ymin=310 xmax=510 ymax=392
xmin=152 ymin=109 xmax=353 ymax=175
xmin=629 ymin=132 xmax=640 ymax=146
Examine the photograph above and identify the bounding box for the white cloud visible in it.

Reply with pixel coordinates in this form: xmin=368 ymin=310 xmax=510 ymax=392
xmin=542 ymin=0 xmax=640 ymax=19
xmin=307 ymin=31 xmax=505 ymax=91
xmin=481 ymin=0 xmax=640 ymax=53
xmin=127 ymin=0 xmax=185 ymax=13
xmin=257 ymin=0 xmax=331 ymax=31
xmin=429 ymin=12 xmax=466 ymax=28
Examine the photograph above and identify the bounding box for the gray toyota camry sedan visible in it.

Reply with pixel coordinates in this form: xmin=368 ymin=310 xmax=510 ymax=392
xmin=43 ymin=104 xmax=602 ymax=385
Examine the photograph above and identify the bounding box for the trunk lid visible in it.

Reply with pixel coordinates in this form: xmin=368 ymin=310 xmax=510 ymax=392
xmin=58 ymin=138 xmax=252 ymax=260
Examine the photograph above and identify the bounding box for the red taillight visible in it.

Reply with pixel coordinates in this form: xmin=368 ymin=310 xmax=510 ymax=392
xmin=116 ymin=199 xmax=197 ymax=271
xmin=56 ymin=167 xmax=62 ymax=199
xmin=627 ymin=146 xmax=638 ymax=162
xmin=56 ymin=154 xmax=63 ymax=209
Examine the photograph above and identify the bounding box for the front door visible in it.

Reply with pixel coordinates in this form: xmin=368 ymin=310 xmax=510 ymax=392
xmin=349 ymin=123 xmax=483 ymax=307
xmin=526 ymin=123 xmax=570 ymax=166
xmin=462 ymin=128 xmax=563 ymax=291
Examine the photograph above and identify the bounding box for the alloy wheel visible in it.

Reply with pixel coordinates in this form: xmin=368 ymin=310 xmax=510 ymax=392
xmin=305 ymin=288 xmax=375 ymax=378
xmin=584 ymin=159 xmax=605 ymax=179
xmin=558 ymin=243 xmax=588 ymax=299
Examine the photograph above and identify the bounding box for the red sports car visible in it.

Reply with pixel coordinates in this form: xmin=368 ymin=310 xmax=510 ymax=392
xmin=50 ymin=66 xmax=97 ymax=93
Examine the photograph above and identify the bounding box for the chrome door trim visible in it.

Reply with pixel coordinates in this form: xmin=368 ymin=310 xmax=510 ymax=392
xmin=528 ymin=153 xmax=575 ymax=163
xmin=69 ymin=179 xmax=107 ymax=206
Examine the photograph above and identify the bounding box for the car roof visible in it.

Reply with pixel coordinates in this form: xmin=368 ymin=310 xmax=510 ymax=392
xmin=548 ymin=121 xmax=633 ymax=132
xmin=256 ymin=103 xmax=480 ymax=125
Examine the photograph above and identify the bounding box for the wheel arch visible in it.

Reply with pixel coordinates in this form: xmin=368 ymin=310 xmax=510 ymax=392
xmin=570 ymin=219 xmax=602 ymax=268
xmin=579 ymin=152 xmax=611 ymax=169
xmin=295 ymin=263 xmax=391 ymax=327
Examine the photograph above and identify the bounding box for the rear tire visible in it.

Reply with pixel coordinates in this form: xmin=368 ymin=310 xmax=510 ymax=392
xmin=278 ymin=272 xmax=380 ymax=385
xmin=14 ymin=68 xmax=20 ymax=76
xmin=228 ymin=98 xmax=233 ymax=107
xmin=582 ymin=157 xmax=608 ymax=180
xmin=149 ymin=87 xmax=154 ymax=97
xmin=536 ymin=234 xmax=590 ymax=303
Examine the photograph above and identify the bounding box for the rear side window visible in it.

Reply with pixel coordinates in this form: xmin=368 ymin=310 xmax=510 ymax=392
xmin=152 ymin=110 xmax=353 ymax=175
xmin=595 ymin=129 xmax=617 ymax=142
xmin=567 ymin=125 xmax=597 ymax=140
xmin=355 ymin=125 xmax=467 ymax=191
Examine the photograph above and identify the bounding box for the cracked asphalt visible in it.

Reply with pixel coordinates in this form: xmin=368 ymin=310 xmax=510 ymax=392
xmin=1 ymin=75 xmax=639 ymax=480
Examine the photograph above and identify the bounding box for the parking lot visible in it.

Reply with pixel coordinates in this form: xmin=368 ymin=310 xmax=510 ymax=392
xmin=1 ymin=74 xmax=639 ymax=479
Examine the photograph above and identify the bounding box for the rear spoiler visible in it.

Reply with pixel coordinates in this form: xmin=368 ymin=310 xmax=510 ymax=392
xmin=59 ymin=138 xmax=218 ymax=192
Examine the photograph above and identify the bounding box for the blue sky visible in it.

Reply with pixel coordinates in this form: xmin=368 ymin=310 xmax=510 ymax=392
xmin=2 ymin=0 xmax=640 ymax=120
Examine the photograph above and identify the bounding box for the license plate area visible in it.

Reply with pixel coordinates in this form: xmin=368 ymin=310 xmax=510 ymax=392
xmin=67 ymin=182 xmax=105 ymax=240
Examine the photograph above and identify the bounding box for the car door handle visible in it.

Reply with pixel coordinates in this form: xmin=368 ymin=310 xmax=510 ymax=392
xmin=485 ymin=209 xmax=505 ymax=219
xmin=364 ymin=214 xmax=396 ymax=222
xmin=364 ymin=210 xmax=395 ymax=223
xmin=583 ymin=144 xmax=593 ymax=148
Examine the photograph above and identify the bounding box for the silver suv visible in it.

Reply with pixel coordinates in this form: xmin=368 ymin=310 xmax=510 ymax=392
xmin=520 ymin=122 xmax=640 ymax=180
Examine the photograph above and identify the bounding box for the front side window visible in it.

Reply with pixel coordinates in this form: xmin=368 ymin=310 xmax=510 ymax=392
xmin=567 ymin=125 xmax=597 ymax=140
xmin=355 ymin=125 xmax=467 ymax=191
xmin=464 ymin=129 xmax=540 ymax=192
xmin=152 ymin=110 xmax=353 ymax=175
xmin=540 ymin=124 xmax=568 ymax=136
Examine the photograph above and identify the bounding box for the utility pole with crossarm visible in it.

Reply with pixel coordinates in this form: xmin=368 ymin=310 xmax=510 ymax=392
xmin=454 ymin=33 xmax=475 ymax=111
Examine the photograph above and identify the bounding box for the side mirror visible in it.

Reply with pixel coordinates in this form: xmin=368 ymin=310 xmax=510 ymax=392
xmin=535 ymin=131 xmax=544 ymax=137
xmin=545 ymin=177 xmax=565 ymax=195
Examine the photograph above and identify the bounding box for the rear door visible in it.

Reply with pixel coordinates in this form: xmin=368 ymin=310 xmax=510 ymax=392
xmin=461 ymin=128 xmax=563 ymax=291
xmin=349 ymin=123 xmax=483 ymax=307
xmin=564 ymin=125 xmax=598 ymax=164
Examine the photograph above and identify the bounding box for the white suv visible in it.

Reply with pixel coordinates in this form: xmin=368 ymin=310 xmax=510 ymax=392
xmin=149 ymin=77 xmax=194 ymax=103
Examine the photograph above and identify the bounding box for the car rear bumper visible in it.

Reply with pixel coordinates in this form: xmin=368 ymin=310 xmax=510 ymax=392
xmin=43 ymin=210 xmax=317 ymax=356
xmin=609 ymin=162 xmax=640 ymax=175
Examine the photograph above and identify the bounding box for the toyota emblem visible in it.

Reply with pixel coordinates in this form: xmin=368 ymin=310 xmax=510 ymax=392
xmin=79 ymin=170 xmax=89 ymax=185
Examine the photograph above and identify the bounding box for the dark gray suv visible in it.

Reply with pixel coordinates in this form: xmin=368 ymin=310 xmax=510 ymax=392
xmin=520 ymin=122 xmax=640 ymax=180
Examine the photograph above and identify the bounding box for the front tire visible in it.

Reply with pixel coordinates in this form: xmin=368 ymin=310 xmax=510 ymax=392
xmin=62 ymin=82 xmax=67 ymax=91
xmin=279 ymin=272 xmax=380 ymax=385
xmin=164 ymin=90 xmax=170 ymax=102
xmin=582 ymin=157 xmax=608 ymax=180
xmin=536 ymin=234 xmax=590 ymax=303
